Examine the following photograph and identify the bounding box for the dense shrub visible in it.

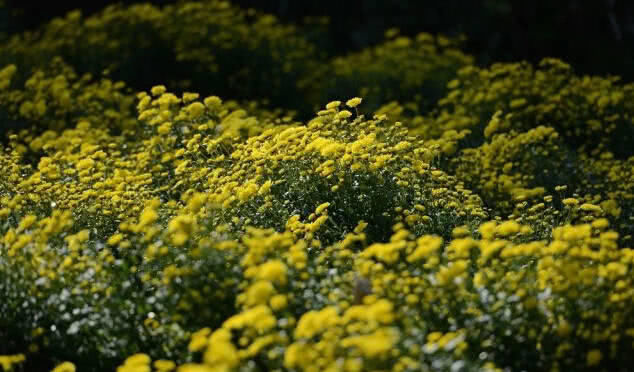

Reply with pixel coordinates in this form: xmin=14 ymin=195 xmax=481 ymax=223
xmin=306 ymin=31 xmax=473 ymax=114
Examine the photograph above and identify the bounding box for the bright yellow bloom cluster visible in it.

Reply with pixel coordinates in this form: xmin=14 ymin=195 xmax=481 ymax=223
xmin=0 ymin=355 xmax=25 ymax=372
xmin=1 ymin=1 xmax=634 ymax=371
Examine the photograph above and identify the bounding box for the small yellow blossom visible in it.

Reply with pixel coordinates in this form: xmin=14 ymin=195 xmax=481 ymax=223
xmin=315 ymin=202 xmax=330 ymax=215
xmin=257 ymin=260 xmax=287 ymax=284
xmin=151 ymin=85 xmax=167 ymax=96
xmin=586 ymin=349 xmax=603 ymax=366
xmin=76 ymin=158 xmax=95 ymax=171
xmin=326 ymin=101 xmax=341 ymax=110
xmin=346 ymin=97 xmax=362 ymax=108
xmin=52 ymin=362 xmax=76 ymax=372
xmin=336 ymin=110 xmax=353 ymax=120
xmin=153 ymin=360 xmax=176 ymax=372
xmin=203 ymin=95 xmax=222 ymax=107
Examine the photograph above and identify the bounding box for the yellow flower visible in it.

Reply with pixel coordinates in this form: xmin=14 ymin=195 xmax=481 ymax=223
xmin=283 ymin=344 xmax=305 ymax=369
xmin=203 ymin=329 xmax=239 ymax=367
xmin=295 ymin=307 xmax=341 ymax=339
xmin=496 ymin=221 xmax=520 ymax=236
xmin=182 ymin=92 xmax=200 ymax=102
xmin=107 ymin=233 xmax=124 ymax=246
xmin=579 ymin=203 xmax=602 ymax=213
xmin=556 ymin=320 xmax=571 ymax=338
xmin=407 ymin=235 xmax=443 ymax=262
xmin=315 ymin=202 xmax=330 ymax=215
xmin=157 ymin=122 xmax=172 ymax=135
xmin=257 ymin=260 xmax=288 ymax=285
xmin=188 ymin=328 xmax=211 ymax=352
xmin=447 ymin=238 xmax=477 ymax=259
xmin=122 ymin=353 xmax=151 ymax=366
xmin=224 ymin=305 xmax=277 ymax=332
xmin=203 ymin=95 xmax=222 ymax=107
xmin=452 ymin=226 xmax=469 ymax=237
xmin=185 ymin=102 xmax=206 ymax=119
xmin=52 ymin=362 xmax=76 ymax=372
xmin=244 ymin=280 xmax=275 ymax=306
xmin=138 ymin=207 xmax=159 ymax=228
xmin=346 ymin=97 xmax=362 ymax=108
xmin=341 ymin=328 xmax=399 ymax=358
xmin=335 ymin=110 xmax=352 ymax=120
xmin=17 ymin=215 xmax=37 ymax=232
xmin=509 ymin=98 xmax=527 ymax=108
xmin=153 ymin=360 xmax=176 ymax=372
xmin=76 ymin=158 xmax=95 ymax=171
xmin=269 ymin=294 xmax=288 ymax=310
xmin=187 ymin=193 xmax=207 ymax=212
xmin=237 ymin=182 xmax=259 ymax=202
xmin=151 ymin=85 xmax=166 ymax=96
xmin=176 ymin=364 xmax=215 ymax=372
xmin=591 ymin=218 xmax=609 ymax=229
xmin=326 ymin=101 xmax=341 ymax=110
xmin=0 ymin=64 xmax=17 ymax=90
xmin=0 ymin=354 xmax=25 ymax=372
xmin=586 ymin=349 xmax=603 ymax=366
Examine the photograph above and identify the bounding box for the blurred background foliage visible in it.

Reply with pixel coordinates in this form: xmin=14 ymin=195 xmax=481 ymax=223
xmin=2 ymin=0 xmax=634 ymax=82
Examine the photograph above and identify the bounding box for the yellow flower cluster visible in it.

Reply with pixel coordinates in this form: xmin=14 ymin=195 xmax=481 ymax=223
xmin=1 ymin=1 xmax=634 ymax=371
xmin=0 ymin=354 xmax=25 ymax=372
xmin=0 ymin=1 xmax=319 ymax=115
xmin=309 ymin=30 xmax=473 ymax=114
xmin=0 ymin=57 xmax=136 ymax=135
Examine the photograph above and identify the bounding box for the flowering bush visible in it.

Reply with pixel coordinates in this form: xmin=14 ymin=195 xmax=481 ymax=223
xmin=0 ymin=1 xmax=320 ymax=115
xmin=307 ymin=30 xmax=473 ymax=115
xmin=1 ymin=1 xmax=634 ymax=372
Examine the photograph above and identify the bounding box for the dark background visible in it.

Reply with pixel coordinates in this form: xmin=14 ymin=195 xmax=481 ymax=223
xmin=2 ymin=0 xmax=634 ymax=80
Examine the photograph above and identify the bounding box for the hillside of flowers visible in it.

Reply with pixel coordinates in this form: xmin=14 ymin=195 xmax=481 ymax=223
xmin=1 ymin=1 xmax=634 ymax=371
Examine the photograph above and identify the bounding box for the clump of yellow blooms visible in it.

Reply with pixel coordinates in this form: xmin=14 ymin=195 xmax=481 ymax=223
xmin=0 ymin=354 xmax=25 ymax=371
xmin=1 ymin=1 xmax=634 ymax=372
xmin=308 ymin=29 xmax=473 ymax=114
xmin=0 ymin=0 xmax=320 ymax=116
